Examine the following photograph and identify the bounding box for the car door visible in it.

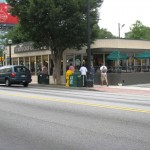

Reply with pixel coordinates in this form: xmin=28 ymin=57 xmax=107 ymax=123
xmin=0 ymin=68 xmax=6 ymax=83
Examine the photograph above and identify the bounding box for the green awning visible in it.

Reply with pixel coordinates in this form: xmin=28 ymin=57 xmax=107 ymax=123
xmin=135 ymin=51 xmax=150 ymax=59
xmin=107 ymin=50 xmax=128 ymax=61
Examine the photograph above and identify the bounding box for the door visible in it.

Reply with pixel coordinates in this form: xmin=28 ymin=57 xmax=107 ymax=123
xmin=0 ymin=68 xmax=6 ymax=83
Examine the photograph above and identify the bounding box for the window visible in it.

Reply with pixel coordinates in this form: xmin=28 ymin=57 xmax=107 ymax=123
xmin=6 ymin=68 xmax=12 ymax=73
xmin=19 ymin=57 xmax=24 ymax=65
xmin=13 ymin=58 xmax=18 ymax=65
xmin=30 ymin=56 xmax=35 ymax=75
xmin=14 ymin=66 xmax=29 ymax=73
xmin=25 ymin=57 xmax=29 ymax=69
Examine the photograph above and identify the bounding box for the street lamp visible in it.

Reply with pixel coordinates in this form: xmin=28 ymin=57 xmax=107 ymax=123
xmin=118 ymin=23 xmax=125 ymax=38
xmin=8 ymin=39 xmax=12 ymax=65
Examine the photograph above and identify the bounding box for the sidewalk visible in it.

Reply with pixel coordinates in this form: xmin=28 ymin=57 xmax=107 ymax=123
xmin=91 ymin=85 xmax=150 ymax=96
xmin=30 ymin=82 xmax=150 ymax=96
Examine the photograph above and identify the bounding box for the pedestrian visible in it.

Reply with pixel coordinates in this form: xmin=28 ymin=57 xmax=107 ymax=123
xmin=100 ymin=64 xmax=109 ymax=86
xmin=41 ymin=63 xmax=48 ymax=74
xmin=53 ymin=66 xmax=56 ymax=84
xmin=69 ymin=63 xmax=75 ymax=73
xmin=79 ymin=64 xmax=87 ymax=87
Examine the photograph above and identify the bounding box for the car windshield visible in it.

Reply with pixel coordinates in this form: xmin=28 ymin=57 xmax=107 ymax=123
xmin=14 ymin=66 xmax=30 ymax=73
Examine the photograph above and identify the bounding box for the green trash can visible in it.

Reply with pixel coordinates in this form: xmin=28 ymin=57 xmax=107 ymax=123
xmin=70 ymin=71 xmax=82 ymax=87
xmin=38 ymin=74 xmax=49 ymax=84
xmin=77 ymin=74 xmax=83 ymax=87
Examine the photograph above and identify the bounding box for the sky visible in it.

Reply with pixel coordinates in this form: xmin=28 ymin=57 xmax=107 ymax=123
xmin=98 ymin=0 xmax=150 ymax=37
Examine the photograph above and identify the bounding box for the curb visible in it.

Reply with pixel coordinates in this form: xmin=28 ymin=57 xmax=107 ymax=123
xmin=29 ymin=83 xmax=97 ymax=91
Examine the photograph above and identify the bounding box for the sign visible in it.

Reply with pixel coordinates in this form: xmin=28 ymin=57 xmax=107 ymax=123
xmin=70 ymin=76 xmax=73 ymax=85
xmin=14 ymin=42 xmax=49 ymax=53
xmin=0 ymin=56 xmax=4 ymax=61
xmin=0 ymin=3 xmax=18 ymax=24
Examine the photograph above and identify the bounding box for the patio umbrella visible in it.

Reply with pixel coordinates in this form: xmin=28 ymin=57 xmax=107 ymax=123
xmin=107 ymin=50 xmax=128 ymax=61
xmin=135 ymin=51 xmax=150 ymax=59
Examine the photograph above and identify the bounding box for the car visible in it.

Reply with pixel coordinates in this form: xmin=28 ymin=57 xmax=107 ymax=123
xmin=0 ymin=65 xmax=32 ymax=87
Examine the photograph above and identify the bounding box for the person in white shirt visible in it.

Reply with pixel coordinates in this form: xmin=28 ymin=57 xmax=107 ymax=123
xmin=79 ymin=64 xmax=87 ymax=87
xmin=100 ymin=64 xmax=109 ymax=86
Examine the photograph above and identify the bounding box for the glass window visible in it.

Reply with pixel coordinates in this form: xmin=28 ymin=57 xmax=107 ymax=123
xmin=1 ymin=68 xmax=6 ymax=73
xmin=12 ymin=58 xmax=18 ymax=65
xmin=93 ymin=54 xmax=103 ymax=69
xmin=6 ymin=67 xmax=12 ymax=73
xmin=25 ymin=57 xmax=29 ymax=69
xmin=42 ymin=55 xmax=48 ymax=65
xmin=36 ymin=56 xmax=41 ymax=75
xmin=30 ymin=56 xmax=35 ymax=75
xmin=14 ymin=66 xmax=30 ymax=73
xmin=66 ymin=54 xmax=74 ymax=70
xmin=75 ymin=54 xmax=81 ymax=70
xmin=19 ymin=57 xmax=24 ymax=65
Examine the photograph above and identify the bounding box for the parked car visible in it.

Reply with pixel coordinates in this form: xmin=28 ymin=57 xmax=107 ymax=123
xmin=0 ymin=65 xmax=32 ymax=87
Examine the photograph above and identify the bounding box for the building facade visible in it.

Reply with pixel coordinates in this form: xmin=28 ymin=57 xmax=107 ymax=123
xmin=4 ymin=39 xmax=150 ymax=85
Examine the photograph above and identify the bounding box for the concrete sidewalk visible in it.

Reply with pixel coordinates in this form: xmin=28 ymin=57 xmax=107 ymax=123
xmin=91 ymin=85 xmax=150 ymax=96
xmin=30 ymin=82 xmax=150 ymax=96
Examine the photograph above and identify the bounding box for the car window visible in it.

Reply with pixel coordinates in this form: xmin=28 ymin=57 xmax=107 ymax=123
xmin=6 ymin=68 xmax=12 ymax=73
xmin=0 ymin=68 xmax=6 ymax=73
xmin=14 ymin=66 xmax=30 ymax=73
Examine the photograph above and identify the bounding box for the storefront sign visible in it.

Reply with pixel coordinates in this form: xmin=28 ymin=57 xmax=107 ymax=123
xmin=14 ymin=42 xmax=49 ymax=53
xmin=0 ymin=3 xmax=18 ymax=24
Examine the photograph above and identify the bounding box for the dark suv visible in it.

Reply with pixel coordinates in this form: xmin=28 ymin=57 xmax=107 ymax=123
xmin=0 ymin=65 xmax=32 ymax=87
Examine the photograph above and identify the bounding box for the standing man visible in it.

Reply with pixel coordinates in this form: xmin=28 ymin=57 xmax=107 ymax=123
xmin=41 ymin=63 xmax=48 ymax=74
xmin=79 ymin=64 xmax=87 ymax=87
xmin=100 ymin=64 xmax=109 ymax=86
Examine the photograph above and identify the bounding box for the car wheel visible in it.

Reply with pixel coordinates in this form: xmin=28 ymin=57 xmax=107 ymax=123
xmin=23 ymin=83 xmax=29 ymax=87
xmin=5 ymin=79 xmax=11 ymax=87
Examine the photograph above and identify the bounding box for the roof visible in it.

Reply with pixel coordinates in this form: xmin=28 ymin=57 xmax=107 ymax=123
xmin=91 ymin=39 xmax=150 ymax=53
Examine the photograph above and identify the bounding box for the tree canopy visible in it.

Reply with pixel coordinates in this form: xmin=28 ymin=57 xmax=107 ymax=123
xmin=6 ymin=0 xmax=103 ymax=84
xmin=125 ymin=20 xmax=150 ymax=40
xmin=3 ymin=24 xmax=32 ymax=44
xmin=97 ymin=28 xmax=114 ymax=39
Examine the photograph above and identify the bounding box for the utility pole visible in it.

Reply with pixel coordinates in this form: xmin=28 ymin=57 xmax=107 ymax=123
xmin=8 ymin=39 xmax=12 ymax=65
xmin=87 ymin=0 xmax=91 ymax=74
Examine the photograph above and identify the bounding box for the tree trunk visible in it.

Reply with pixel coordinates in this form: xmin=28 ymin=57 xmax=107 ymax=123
xmin=54 ymin=57 xmax=62 ymax=85
xmin=51 ymin=47 xmax=63 ymax=85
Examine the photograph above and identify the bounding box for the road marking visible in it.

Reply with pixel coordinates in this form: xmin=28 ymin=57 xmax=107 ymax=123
xmin=0 ymin=91 xmax=150 ymax=114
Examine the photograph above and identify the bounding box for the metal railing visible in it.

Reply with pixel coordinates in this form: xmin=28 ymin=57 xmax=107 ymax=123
xmin=94 ymin=66 xmax=150 ymax=73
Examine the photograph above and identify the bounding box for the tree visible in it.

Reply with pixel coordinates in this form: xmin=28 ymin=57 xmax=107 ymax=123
xmin=97 ymin=27 xmax=114 ymax=39
xmin=4 ymin=24 xmax=32 ymax=44
xmin=125 ymin=20 xmax=150 ymax=40
xmin=6 ymin=0 xmax=103 ymax=84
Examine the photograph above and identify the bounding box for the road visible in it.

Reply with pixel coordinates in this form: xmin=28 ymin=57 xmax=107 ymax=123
xmin=0 ymin=85 xmax=150 ymax=150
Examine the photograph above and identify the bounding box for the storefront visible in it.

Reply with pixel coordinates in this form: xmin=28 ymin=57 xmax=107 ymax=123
xmin=4 ymin=39 xmax=150 ymax=85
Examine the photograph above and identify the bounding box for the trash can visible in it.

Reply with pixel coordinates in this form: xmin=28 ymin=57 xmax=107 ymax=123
xmin=86 ymin=79 xmax=93 ymax=87
xmin=38 ymin=74 xmax=49 ymax=84
xmin=86 ymin=72 xmax=94 ymax=87
xmin=77 ymin=74 xmax=83 ymax=87
xmin=70 ymin=71 xmax=82 ymax=87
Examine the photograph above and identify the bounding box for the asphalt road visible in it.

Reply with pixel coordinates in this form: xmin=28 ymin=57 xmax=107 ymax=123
xmin=0 ymin=85 xmax=150 ymax=150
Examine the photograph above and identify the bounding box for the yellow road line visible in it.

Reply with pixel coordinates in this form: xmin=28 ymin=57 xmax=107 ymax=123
xmin=0 ymin=91 xmax=150 ymax=114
